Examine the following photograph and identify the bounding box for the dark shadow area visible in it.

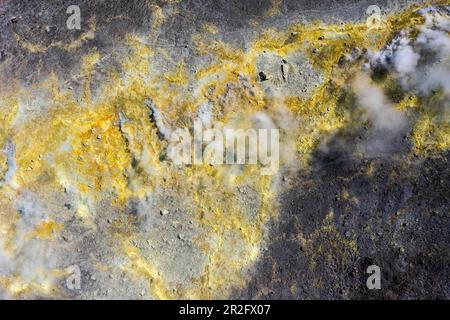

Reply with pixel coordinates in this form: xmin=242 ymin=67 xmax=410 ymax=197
xmin=237 ymin=148 xmax=449 ymax=299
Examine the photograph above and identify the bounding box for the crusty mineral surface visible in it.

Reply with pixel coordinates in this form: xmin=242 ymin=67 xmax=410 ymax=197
xmin=0 ymin=0 xmax=448 ymax=299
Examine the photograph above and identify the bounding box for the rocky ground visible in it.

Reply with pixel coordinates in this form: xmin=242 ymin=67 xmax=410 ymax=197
xmin=0 ymin=0 xmax=448 ymax=299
